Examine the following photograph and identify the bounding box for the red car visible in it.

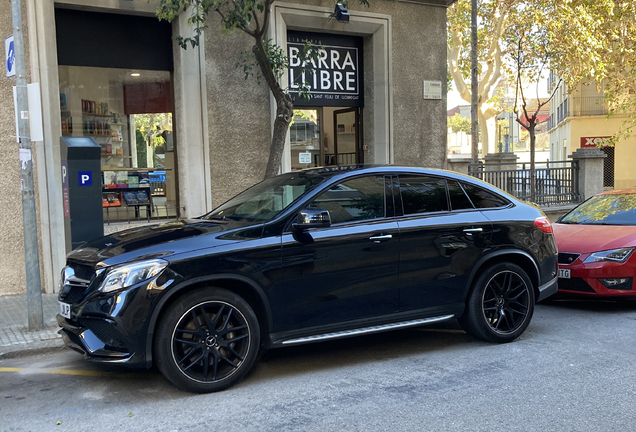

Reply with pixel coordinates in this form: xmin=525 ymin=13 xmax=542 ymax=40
xmin=553 ymin=189 xmax=636 ymax=297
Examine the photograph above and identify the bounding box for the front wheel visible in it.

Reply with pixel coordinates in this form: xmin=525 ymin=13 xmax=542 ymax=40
xmin=154 ymin=288 xmax=260 ymax=393
xmin=459 ymin=262 xmax=535 ymax=343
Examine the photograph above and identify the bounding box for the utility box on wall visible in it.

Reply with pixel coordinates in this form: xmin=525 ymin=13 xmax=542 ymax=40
xmin=60 ymin=137 xmax=104 ymax=251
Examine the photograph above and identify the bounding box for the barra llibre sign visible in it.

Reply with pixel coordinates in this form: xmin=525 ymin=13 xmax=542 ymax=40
xmin=287 ymin=31 xmax=363 ymax=108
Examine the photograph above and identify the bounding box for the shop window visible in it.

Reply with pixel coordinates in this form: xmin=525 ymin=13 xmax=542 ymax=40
xmin=59 ymin=66 xmax=176 ymax=223
xmin=290 ymin=109 xmax=321 ymax=171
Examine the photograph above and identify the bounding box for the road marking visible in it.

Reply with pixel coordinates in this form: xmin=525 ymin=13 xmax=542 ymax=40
xmin=0 ymin=367 xmax=160 ymax=379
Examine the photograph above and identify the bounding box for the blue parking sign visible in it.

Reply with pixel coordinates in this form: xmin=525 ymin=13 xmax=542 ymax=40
xmin=78 ymin=171 xmax=92 ymax=186
xmin=5 ymin=36 xmax=15 ymax=78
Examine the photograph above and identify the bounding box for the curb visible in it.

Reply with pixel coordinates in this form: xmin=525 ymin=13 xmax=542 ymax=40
xmin=0 ymin=338 xmax=66 ymax=360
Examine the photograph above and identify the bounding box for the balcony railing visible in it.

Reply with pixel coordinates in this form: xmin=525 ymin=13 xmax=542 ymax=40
xmin=569 ymin=96 xmax=608 ymax=117
xmin=555 ymin=96 xmax=608 ymax=126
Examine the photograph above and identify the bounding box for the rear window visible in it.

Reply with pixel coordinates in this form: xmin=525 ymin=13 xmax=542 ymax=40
xmin=461 ymin=183 xmax=509 ymax=209
xmin=448 ymin=181 xmax=475 ymax=211
xmin=560 ymin=193 xmax=636 ymax=225
xmin=399 ymin=176 xmax=449 ymax=214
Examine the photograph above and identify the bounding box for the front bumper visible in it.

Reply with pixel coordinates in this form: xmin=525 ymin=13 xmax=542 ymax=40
xmin=57 ymin=282 xmax=156 ymax=367
xmin=557 ymin=259 xmax=636 ymax=297
xmin=57 ymin=314 xmax=137 ymax=363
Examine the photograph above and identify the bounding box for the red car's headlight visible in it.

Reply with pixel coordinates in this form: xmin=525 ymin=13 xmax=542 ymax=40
xmin=583 ymin=247 xmax=635 ymax=264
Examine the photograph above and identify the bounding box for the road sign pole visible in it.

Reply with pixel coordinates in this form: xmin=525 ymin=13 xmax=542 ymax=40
xmin=11 ymin=0 xmax=44 ymax=331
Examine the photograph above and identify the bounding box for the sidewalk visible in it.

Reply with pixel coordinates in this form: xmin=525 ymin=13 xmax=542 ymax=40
xmin=0 ymin=294 xmax=64 ymax=357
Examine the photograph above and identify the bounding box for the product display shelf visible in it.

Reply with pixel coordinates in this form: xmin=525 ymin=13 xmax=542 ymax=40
xmin=81 ymin=112 xmax=112 ymax=118
xmin=102 ymin=185 xmax=154 ymax=221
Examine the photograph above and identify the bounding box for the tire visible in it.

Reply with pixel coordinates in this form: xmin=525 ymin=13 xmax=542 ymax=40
xmin=459 ymin=262 xmax=535 ymax=343
xmin=154 ymin=288 xmax=260 ymax=393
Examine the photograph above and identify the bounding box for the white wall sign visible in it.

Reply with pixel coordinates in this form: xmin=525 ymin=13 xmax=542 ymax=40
xmin=423 ymin=80 xmax=442 ymax=100
xmin=13 ymin=83 xmax=44 ymax=142
xmin=5 ymin=35 xmax=15 ymax=78
xmin=27 ymin=82 xmax=44 ymax=141
xmin=299 ymin=152 xmax=312 ymax=164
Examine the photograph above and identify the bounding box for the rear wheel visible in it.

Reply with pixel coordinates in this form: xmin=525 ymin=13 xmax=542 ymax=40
xmin=154 ymin=288 xmax=260 ymax=393
xmin=459 ymin=262 xmax=535 ymax=343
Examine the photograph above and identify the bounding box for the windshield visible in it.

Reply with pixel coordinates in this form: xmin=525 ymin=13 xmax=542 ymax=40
xmin=560 ymin=193 xmax=636 ymax=225
xmin=203 ymin=172 xmax=326 ymax=222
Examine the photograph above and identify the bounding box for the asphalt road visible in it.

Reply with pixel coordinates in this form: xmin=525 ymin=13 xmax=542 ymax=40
xmin=1 ymin=299 xmax=636 ymax=432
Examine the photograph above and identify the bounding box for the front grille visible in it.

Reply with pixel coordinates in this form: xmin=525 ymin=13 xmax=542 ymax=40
xmin=60 ymin=285 xmax=87 ymax=303
xmin=558 ymin=252 xmax=581 ymax=265
xmin=68 ymin=262 xmax=95 ymax=282
xmin=558 ymin=277 xmax=596 ymax=293
xmin=79 ymin=318 xmax=125 ymax=349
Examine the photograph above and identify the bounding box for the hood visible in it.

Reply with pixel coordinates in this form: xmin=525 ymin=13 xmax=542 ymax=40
xmin=553 ymin=223 xmax=636 ymax=254
xmin=66 ymin=219 xmax=264 ymax=267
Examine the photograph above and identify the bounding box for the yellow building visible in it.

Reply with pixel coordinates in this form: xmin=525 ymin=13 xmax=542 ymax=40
xmin=548 ymin=76 xmax=636 ymax=190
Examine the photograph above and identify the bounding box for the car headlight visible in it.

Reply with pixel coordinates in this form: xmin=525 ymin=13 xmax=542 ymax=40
xmin=98 ymin=259 xmax=168 ymax=293
xmin=583 ymin=247 xmax=635 ymax=264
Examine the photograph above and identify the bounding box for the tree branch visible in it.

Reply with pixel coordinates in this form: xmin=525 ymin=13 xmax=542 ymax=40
xmin=252 ymin=8 xmax=261 ymax=36
xmin=257 ymin=0 xmax=273 ymax=39
xmin=253 ymin=37 xmax=283 ymax=101
xmin=477 ymin=6 xmax=508 ymax=97
xmin=448 ymin=27 xmax=471 ymax=103
xmin=479 ymin=44 xmax=503 ymax=103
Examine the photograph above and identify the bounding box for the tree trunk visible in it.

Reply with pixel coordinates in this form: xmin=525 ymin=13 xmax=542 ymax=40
xmin=470 ymin=0 xmax=479 ymax=163
xmin=265 ymin=94 xmax=294 ymax=179
xmin=478 ymin=109 xmax=490 ymax=155
xmin=251 ymin=41 xmax=295 ymax=179
xmin=529 ymin=124 xmax=536 ymax=203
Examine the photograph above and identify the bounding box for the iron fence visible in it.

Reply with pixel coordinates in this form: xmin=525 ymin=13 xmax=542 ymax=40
xmin=468 ymin=160 xmax=580 ymax=205
xmin=325 ymin=152 xmax=357 ymax=165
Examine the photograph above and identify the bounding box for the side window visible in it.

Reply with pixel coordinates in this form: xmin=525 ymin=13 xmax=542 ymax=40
xmin=311 ymin=176 xmax=386 ymax=224
xmin=461 ymin=183 xmax=509 ymax=209
xmin=399 ymin=176 xmax=449 ymax=215
xmin=448 ymin=180 xmax=475 ymax=211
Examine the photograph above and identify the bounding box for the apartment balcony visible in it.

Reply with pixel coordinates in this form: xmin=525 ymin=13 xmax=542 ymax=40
xmin=570 ymin=96 xmax=608 ymax=116
xmin=552 ymin=96 xmax=608 ymax=130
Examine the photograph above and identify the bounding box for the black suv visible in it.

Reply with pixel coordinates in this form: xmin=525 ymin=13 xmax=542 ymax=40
xmin=58 ymin=166 xmax=558 ymax=392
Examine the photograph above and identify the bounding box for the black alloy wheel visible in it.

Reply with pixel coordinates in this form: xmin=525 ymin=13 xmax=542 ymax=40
xmin=155 ymin=288 xmax=260 ymax=393
xmin=459 ymin=262 xmax=535 ymax=343
xmin=481 ymin=270 xmax=531 ymax=334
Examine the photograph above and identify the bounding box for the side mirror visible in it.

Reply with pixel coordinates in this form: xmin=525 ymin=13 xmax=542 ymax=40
xmin=292 ymin=208 xmax=331 ymax=232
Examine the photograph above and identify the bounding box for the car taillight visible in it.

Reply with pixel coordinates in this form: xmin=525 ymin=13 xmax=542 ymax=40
xmin=534 ymin=217 xmax=553 ymax=233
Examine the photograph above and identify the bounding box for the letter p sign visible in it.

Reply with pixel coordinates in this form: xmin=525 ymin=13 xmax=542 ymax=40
xmin=78 ymin=171 xmax=92 ymax=186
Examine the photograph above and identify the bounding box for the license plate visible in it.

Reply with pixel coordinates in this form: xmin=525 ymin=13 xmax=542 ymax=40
xmin=59 ymin=301 xmax=71 ymax=319
xmin=558 ymin=268 xmax=571 ymax=279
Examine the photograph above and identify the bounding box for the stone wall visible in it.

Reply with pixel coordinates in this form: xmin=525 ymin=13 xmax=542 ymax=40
xmin=0 ymin=1 xmax=32 ymax=295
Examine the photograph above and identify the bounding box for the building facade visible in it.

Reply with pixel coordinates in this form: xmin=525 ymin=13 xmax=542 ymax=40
xmin=548 ymin=75 xmax=636 ymax=190
xmin=0 ymin=0 xmax=454 ymax=295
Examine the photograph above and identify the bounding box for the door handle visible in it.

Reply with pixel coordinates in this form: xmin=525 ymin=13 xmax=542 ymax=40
xmin=463 ymin=228 xmax=483 ymax=233
xmin=369 ymin=234 xmax=393 ymax=243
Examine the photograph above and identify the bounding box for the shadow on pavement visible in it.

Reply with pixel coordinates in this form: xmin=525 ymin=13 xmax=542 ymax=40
xmin=539 ymin=296 xmax=636 ymax=313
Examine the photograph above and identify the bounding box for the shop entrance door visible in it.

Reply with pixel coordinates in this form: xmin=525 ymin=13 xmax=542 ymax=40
xmin=330 ymin=108 xmax=362 ymax=166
